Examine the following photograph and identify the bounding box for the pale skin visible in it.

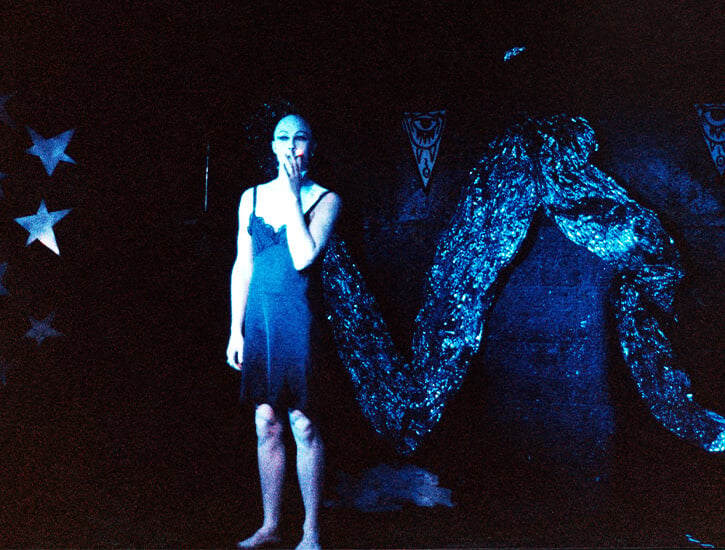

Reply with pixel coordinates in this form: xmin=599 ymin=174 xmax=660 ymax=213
xmin=227 ymin=115 xmax=341 ymax=550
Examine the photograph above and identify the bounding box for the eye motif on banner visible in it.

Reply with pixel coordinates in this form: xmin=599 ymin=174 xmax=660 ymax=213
xmin=14 ymin=199 xmax=73 ymax=255
xmin=403 ymin=110 xmax=446 ymax=191
xmin=695 ymin=104 xmax=725 ymax=177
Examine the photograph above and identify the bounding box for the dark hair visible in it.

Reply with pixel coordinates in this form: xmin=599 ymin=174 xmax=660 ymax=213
xmin=244 ymin=99 xmax=312 ymax=180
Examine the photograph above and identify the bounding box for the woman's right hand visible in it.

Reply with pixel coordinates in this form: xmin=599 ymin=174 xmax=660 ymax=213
xmin=280 ymin=150 xmax=304 ymax=200
xmin=226 ymin=332 xmax=244 ymax=371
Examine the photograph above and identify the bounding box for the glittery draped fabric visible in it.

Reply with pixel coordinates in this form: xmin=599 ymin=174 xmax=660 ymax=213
xmin=321 ymin=115 xmax=725 ymax=455
xmin=321 ymin=235 xmax=407 ymax=446
xmin=406 ymin=132 xmax=540 ymax=450
xmin=536 ymin=117 xmax=725 ymax=453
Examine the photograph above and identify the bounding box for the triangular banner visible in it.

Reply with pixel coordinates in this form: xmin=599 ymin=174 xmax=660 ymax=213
xmin=695 ymin=103 xmax=725 ymax=177
xmin=403 ymin=110 xmax=446 ymax=191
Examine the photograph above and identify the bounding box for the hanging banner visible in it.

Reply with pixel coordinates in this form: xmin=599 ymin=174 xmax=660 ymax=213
xmin=403 ymin=110 xmax=446 ymax=191
xmin=695 ymin=103 xmax=725 ymax=177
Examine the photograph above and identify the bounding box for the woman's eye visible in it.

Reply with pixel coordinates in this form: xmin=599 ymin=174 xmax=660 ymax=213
xmin=277 ymin=136 xmax=289 ymax=141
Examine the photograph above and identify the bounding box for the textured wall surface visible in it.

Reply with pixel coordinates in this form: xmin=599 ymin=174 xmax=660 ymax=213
xmin=349 ymin=104 xmax=725 ymax=515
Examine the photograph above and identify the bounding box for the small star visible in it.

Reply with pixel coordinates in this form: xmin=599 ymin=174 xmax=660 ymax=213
xmin=0 ymin=94 xmax=14 ymax=128
xmin=26 ymin=127 xmax=76 ymax=176
xmin=15 ymin=199 xmax=72 ymax=255
xmin=0 ymin=261 xmax=8 ymax=296
xmin=25 ymin=312 xmax=63 ymax=345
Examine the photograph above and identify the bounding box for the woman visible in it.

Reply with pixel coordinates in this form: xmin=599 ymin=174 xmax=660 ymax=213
xmin=227 ymin=113 xmax=341 ymax=550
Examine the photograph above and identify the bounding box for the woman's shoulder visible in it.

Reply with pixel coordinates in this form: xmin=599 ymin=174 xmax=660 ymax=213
xmin=304 ymin=183 xmax=341 ymax=224
xmin=308 ymin=181 xmax=340 ymax=203
xmin=238 ymin=184 xmax=263 ymax=216
xmin=240 ymin=180 xmax=279 ymax=201
xmin=239 ymin=186 xmax=254 ymax=206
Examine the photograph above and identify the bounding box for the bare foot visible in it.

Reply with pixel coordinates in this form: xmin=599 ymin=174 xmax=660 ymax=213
xmin=237 ymin=527 xmax=281 ymax=548
xmin=295 ymin=532 xmax=321 ymax=550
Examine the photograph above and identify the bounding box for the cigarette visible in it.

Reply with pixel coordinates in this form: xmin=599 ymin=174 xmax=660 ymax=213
xmin=295 ymin=149 xmax=304 ymax=158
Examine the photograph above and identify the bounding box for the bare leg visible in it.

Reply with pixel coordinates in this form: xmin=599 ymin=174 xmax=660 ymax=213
xmin=238 ymin=404 xmax=284 ymax=548
xmin=289 ymin=410 xmax=324 ymax=550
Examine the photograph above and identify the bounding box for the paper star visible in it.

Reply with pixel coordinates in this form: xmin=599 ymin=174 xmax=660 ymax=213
xmin=15 ymin=200 xmax=72 ymax=255
xmin=26 ymin=127 xmax=76 ymax=176
xmin=25 ymin=312 xmax=63 ymax=345
xmin=0 ymin=261 xmax=8 ymax=296
xmin=0 ymin=94 xmax=14 ymax=128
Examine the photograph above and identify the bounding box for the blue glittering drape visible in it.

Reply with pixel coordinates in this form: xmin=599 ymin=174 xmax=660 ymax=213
xmin=321 ymin=115 xmax=725 ymax=455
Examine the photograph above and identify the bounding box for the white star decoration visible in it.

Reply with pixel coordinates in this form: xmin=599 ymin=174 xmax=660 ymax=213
xmin=0 ymin=261 xmax=8 ymax=296
xmin=0 ymin=94 xmax=14 ymax=128
xmin=25 ymin=312 xmax=63 ymax=345
xmin=14 ymin=200 xmax=72 ymax=255
xmin=26 ymin=127 xmax=76 ymax=176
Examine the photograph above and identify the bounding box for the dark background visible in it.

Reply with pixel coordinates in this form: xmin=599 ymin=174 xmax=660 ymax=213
xmin=1 ymin=1 xmax=724 ymax=547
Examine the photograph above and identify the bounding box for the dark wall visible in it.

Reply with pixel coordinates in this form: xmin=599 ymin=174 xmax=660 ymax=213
xmin=1 ymin=0 xmax=724 ymax=544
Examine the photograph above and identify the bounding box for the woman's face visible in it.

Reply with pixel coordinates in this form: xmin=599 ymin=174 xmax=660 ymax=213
xmin=272 ymin=114 xmax=314 ymax=171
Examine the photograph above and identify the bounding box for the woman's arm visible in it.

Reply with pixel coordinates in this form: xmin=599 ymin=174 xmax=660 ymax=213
xmin=227 ymin=189 xmax=254 ymax=369
xmin=279 ymin=149 xmax=342 ymax=270
xmin=284 ymin=190 xmax=342 ymax=271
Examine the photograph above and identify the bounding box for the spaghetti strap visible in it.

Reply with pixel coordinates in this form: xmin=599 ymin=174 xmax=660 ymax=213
xmin=304 ymin=190 xmax=331 ymax=217
xmin=252 ymin=185 xmax=258 ymax=215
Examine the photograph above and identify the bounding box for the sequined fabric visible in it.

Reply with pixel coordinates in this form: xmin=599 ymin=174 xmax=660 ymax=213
xmin=322 ymin=115 xmax=725 ymax=454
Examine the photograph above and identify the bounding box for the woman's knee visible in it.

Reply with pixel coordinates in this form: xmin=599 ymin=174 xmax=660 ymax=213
xmin=255 ymin=404 xmax=283 ymax=441
xmin=288 ymin=409 xmax=319 ymax=446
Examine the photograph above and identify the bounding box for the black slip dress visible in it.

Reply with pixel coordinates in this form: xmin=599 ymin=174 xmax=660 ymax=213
xmin=240 ymin=185 xmax=330 ymax=414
